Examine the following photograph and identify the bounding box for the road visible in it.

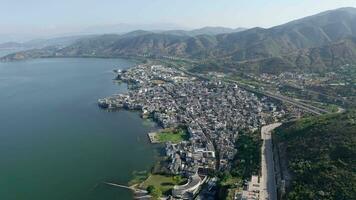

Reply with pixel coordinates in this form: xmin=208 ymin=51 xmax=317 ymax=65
xmin=174 ymin=66 xmax=330 ymax=116
xmin=153 ymin=56 xmax=336 ymax=116
xmin=260 ymin=123 xmax=282 ymax=200
xmin=223 ymin=78 xmax=329 ymax=116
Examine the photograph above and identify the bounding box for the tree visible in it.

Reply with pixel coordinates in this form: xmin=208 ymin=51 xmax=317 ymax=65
xmin=173 ymin=175 xmax=182 ymax=184
xmin=146 ymin=185 xmax=162 ymax=200
xmin=147 ymin=185 xmax=155 ymax=193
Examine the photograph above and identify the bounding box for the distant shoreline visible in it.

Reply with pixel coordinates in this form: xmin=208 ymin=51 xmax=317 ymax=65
xmin=0 ymin=54 xmax=147 ymax=63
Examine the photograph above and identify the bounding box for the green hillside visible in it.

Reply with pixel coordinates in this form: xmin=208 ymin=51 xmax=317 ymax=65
xmin=273 ymin=111 xmax=356 ymax=200
xmin=2 ymin=7 xmax=356 ymax=74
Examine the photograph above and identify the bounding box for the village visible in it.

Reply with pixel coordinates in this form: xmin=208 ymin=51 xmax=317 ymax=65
xmin=98 ymin=64 xmax=284 ymax=199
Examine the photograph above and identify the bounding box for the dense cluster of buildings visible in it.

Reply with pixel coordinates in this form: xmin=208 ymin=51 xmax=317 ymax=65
xmin=248 ymin=72 xmax=341 ymax=89
xmin=99 ymin=64 xmax=278 ymax=198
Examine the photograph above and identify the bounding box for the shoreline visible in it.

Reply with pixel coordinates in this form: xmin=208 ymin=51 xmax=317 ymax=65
xmin=0 ymin=54 xmax=156 ymax=64
xmin=98 ymin=63 xmax=270 ymax=199
xmin=0 ymin=58 xmax=157 ymax=200
xmin=98 ymin=64 xmax=172 ymax=197
xmin=98 ymin=64 xmax=198 ymax=199
xmin=147 ymin=132 xmax=158 ymax=143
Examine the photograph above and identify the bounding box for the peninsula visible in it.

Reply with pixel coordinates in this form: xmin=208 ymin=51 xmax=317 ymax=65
xmin=98 ymin=64 xmax=287 ymax=199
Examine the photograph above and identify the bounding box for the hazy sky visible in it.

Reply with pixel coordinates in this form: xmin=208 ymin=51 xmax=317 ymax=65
xmin=1 ymin=0 xmax=356 ymax=38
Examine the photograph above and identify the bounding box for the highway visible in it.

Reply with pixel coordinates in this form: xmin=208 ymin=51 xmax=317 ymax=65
xmin=223 ymin=78 xmax=330 ymax=116
xmin=173 ymin=66 xmax=330 ymax=116
xmin=260 ymin=123 xmax=282 ymax=200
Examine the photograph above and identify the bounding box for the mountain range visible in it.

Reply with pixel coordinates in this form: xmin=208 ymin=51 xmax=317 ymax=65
xmin=2 ymin=7 xmax=356 ymax=74
xmin=0 ymin=35 xmax=96 ymax=52
xmin=0 ymin=26 xmax=245 ymax=51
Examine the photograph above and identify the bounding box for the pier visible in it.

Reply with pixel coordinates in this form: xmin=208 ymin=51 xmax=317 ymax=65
xmin=103 ymin=182 xmax=150 ymax=199
xmin=147 ymin=132 xmax=158 ymax=143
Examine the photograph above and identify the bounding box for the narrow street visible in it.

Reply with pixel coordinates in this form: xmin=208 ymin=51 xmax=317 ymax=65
xmin=260 ymin=123 xmax=282 ymax=200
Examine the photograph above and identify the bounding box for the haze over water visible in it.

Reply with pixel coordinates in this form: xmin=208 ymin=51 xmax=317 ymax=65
xmin=0 ymin=58 xmax=157 ymax=200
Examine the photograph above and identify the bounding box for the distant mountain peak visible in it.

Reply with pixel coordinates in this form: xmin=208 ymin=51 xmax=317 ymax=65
xmin=161 ymin=26 xmax=247 ymax=37
xmin=333 ymin=7 xmax=356 ymax=12
xmin=3 ymin=7 xmax=356 ymax=75
xmin=284 ymin=6 xmax=356 ymax=26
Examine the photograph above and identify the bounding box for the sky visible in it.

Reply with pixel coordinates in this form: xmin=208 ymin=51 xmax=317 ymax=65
xmin=1 ymin=0 xmax=356 ymax=41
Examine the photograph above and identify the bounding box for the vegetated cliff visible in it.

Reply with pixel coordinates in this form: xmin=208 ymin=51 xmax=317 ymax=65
xmin=273 ymin=110 xmax=356 ymax=200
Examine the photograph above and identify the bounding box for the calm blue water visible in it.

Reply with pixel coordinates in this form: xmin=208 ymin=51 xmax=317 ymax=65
xmin=0 ymin=58 xmax=157 ymax=200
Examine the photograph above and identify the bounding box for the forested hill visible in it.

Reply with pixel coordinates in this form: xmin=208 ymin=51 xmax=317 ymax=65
xmin=273 ymin=110 xmax=356 ymax=200
xmin=2 ymin=7 xmax=356 ymax=74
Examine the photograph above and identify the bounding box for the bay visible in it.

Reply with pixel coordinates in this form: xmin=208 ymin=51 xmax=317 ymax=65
xmin=0 ymin=58 xmax=157 ymax=200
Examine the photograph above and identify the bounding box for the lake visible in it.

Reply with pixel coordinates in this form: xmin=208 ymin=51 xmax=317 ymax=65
xmin=0 ymin=58 xmax=158 ymax=200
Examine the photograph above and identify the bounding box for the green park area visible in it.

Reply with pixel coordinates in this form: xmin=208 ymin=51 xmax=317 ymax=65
xmin=156 ymin=128 xmax=189 ymax=143
xmin=141 ymin=174 xmax=186 ymax=195
xmin=128 ymin=171 xmax=149 ymax=186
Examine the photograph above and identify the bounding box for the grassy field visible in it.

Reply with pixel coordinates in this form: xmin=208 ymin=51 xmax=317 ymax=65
xmin=156 ymin=128 xmax=189 ymax=143
xmin=128 ymin=170 xmax=149 ymax=186
xmin=141 ymin=174 xmax=186 ymax=195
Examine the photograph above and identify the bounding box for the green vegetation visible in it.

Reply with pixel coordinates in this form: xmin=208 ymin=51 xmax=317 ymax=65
xmin=156 ymin=128 xmax=189 ymax=143
xmin=307 ymin=65 xmax=356 ymax=108
xmin=231 ymin=130 xmax=262 ymax=180
xmin=216 ymin=130 xmax=262 ymax=200
xmin=279 ymin=84 xmax=350 ymax=110
xmin=216 ymin=173 xmax=242 ymax=200
xmin=225 ymin=188 xmax=242 ymax=200
xmin=274 ymin=110 xmax=356 ymax=200
xmin=147 ymin=185 xmax=162 ymax=200
xmin=323 ymin=104 xmax=339 ymax=113
xmin=141 ymin=174 xmax=186 ymax=195
xmin=218 ymin=171 xmax=242 ymax=187
xmin=128 ymin=170 xmax=149 ymax=186
xmin=225 ymin=74 xmax=266 ymax=89
xmin=5 ymin=8 xmax=356 ymax=76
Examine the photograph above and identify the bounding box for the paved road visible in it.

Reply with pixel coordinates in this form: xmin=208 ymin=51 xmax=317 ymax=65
xmin=260 ymin=123 xmax=282 ymax=200
xmin=153 ymin=57 xmax=334 ymax=116
xmin=176 ymin=68 xmax=330 ymax=116
xmin=224 ymin=78 xmax=329 ymax=116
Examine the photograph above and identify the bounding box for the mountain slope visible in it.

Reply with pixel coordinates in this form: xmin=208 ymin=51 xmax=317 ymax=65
xmin=284 ymin=37 xmax=356 ymax=72
xmin=273 ymin=110 xmax=356 ymax=200
xmin=162 ymin=26 xmax=246 ymax=36
xmin=227 ymin=36 xmax=356 ymax=74
xmin=213 ymin=7 xmax=356 ymax=61
xmin=2 ymin=7 xmax=356 ymax=74
xmin=0 ymin=35 xmax=92 ymax=53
